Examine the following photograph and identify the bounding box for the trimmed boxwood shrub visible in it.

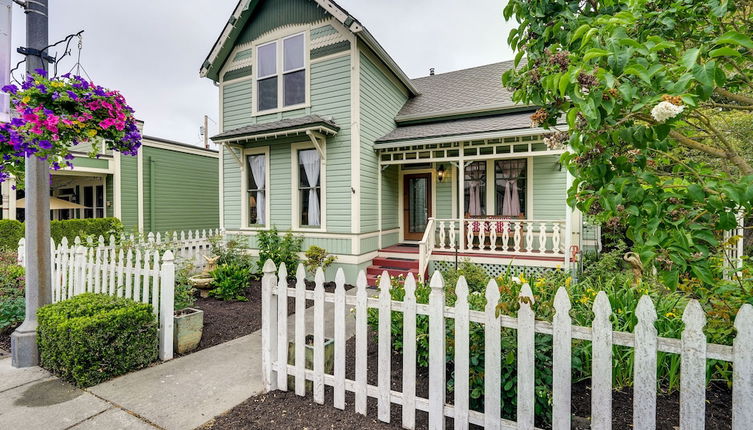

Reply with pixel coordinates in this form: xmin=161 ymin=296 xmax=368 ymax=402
xmin=0 ymin=217 xmax=124 ymax=250
xmin=37 ymin=293 xmax=158 ymax=388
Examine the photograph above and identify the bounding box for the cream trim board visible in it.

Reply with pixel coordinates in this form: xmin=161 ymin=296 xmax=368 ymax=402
xmin=398 ymin=167 xmax=437 ymax=243
xmin=137 ymin=149 xmax=144 ymax=232
xmin=251 ymin=30 xmax=311 ymax=117
xmin=241 ymin=146 xmax=271 ymax=230
xmin=242 ymin=248 xmax=378 ymax=265
xmin=350 ymin=34 xmax=361 ymax=237
xmin=291 ymin=141 xmax=327 ymax=232
xmin=113 ymin=151 xmax=121 ymax=219
xmin=219 ymin=144 xmax=224 ymax=230
xmin=142 ymin=139 xmax=219 ymax=158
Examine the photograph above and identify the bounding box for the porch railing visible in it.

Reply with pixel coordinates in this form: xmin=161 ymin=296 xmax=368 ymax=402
xmin=434 ymin=218 xmax=566 ymax=256
xmin=417 ymin=218 xmax=436 ymax=281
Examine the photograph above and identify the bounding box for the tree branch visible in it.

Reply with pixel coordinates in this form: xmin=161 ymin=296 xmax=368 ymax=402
xmin=702 ymin=102 xmax=753 ymax=111
xmin=714 ymin=88 xmax=753 ymax=106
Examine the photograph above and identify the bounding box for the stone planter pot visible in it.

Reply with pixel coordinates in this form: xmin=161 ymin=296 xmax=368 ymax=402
xmin=287 ymin=335 xmax=335 ymax=392
xmin=173 ymin=308 xmax=204 ymax=354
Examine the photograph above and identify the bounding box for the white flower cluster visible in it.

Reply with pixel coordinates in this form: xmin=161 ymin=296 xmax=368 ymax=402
xmin=651 ymin=101 xmax=685 ymax=123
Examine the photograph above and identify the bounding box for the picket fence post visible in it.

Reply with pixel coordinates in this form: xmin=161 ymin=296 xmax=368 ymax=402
xmin=633 ymin=295 xmax=657 ymax=430
xmin=552 ymin=287 xmax=572 ymax=430
xmin=354 ymin=270 xmax=368 ymax=414
xmin=313 ymin=267 xmax=326 ymax=405
xmin=591 ymin=291 xmax=613 ymax=429
xmin=158 ymin=250 xmax=175 ymax=361
xmin=294 ymin=263 xmax=306 ymax=396
xmin=453 ymin=276 xmax=470 ymax=430
xmin=333 ymin=268 xmax=346 ymax=409
xmin=261 ymin=259 xmax=278 ymax=392
xmin=403 ymin=273 xmax=418 ymax=429
xmin=276 ymin=263 xmax=289 ymax=392
xmin=74 ymin=245 xmax=86 ymax=296
xmin=17 ymin=238 xmax=24 ymax=266
xmin=428 ymin=271 xmax=445 ymax=430
xmin=517 ymin=284 xmax=535 ymax=429
xmin=733 ymin=304 xmax=753 ymax=430
xmin=377 ymin=271 xmax=392 ymax=422
xmin=483 ymin=277 xmax=501 ymax=430
xmin=680 ymin=300 xmax=706 ymax=430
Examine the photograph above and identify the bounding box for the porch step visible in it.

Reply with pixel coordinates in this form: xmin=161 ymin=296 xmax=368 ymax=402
xmin=372 ymin=257 xmax=419 ymax=270
xmin=367 ymin=265 xmax=420 ymax=278
xmin=367 ymin=252 xmax=424 ymax=287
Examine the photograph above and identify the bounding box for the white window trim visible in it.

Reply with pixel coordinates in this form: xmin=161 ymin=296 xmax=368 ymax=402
xmin=252 ymin=31 xmax=311 ymax=116
xmin=240 ymin=146 xmax=271 ymax=230
xmin=291 ymin=141 xmax=326 ymax=232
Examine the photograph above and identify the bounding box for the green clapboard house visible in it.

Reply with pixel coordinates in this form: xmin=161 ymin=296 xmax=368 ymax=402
xmin=203 ymin=0 xmax=585 ymax=283
xmin=0 ymin=129 xmax=220 ymax=234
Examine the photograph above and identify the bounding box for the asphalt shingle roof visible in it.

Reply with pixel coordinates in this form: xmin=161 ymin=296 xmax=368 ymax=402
xmin=211 ymin=115 xmax=339 ymax=141
xmin=398 ymin=61 xmax=517 ymax=119
xmin=376 ymin=111 xmax=534 ymax=144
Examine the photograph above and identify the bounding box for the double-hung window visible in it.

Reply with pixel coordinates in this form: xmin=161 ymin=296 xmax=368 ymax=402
xmin=298 ymin=149 xmax=321 ymax=227
xmin=256 ymin=33 xmax=306 ymax=113
xmin=495 ymin=159 xmax=527 ymax=217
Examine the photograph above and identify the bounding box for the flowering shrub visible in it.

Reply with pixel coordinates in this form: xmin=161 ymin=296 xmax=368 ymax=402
xmin=0 ymin=70 xmax=142 ymax=181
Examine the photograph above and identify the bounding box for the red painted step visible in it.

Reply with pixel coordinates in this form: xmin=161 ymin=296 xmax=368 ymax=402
xmin=372 ymin=257 xmax=419 ymax=270
xmin=367 ymin=265 xmax=420 ymax=278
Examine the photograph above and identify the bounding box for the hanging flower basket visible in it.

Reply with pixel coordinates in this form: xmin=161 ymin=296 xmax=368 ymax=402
xmin=0 ymin=70 xmax=142 ymax=182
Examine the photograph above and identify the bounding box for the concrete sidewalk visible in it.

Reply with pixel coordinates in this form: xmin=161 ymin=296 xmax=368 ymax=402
xmin=0 ymin=288 xmax=360 ymax=430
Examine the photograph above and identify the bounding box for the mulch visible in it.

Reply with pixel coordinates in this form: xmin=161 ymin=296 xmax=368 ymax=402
xmin=185 ymin=278 xmax=349 ymax=355
xmin=0 ymin=332 xmax=10 ymax=357
xmin=202 ymin=327 xmax=733 ymax=430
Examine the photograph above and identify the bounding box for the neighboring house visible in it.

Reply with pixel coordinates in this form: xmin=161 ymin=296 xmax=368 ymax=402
xmin=0 ymin=130 xmax=220 ymax=233
xmin=202 ymin=0 xmax=582 ymax=283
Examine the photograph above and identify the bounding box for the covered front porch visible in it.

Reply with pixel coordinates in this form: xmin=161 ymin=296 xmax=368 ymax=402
xmin=375 ymin=128 xmax=581 ymax=278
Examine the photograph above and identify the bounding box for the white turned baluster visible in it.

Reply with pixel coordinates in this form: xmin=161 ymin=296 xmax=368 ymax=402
xmin=592 ymin=292 xmax=613 ymax=429
xmin=680 ymin=300 xmax=706 ymax=430
xmin=552 ymin=288 xmax=572 ymax=430
xmin=466 ymin=221 xmax=474 ymax=251
xmin=513 ymin=222 xmax=522 ymax=253
xmin=538 ymin=222 xmax=547 ymax=253
xmin=439 ymin=221 xmax=446 ymax=249
xmin=501 ymin=221 xmax=510 ymax=252
xmin=552 ymin=223 xmax=562 ymax=254
xmin=489 ymin=222 xmax=497 ymax=251
xmin=403 ymin=273 xmax=417 ymax=429
xmin=449 ymin=221 xmax=457 ymax=249
xmin=478 ymin=221 xmax=486 ymax=251
xmin=733 ymin=304 xmax=753 ymax=430
xmin=484 ymin=278 xmax=501 ymax=429
xmin=633 ymin=296 xmax=657 ymax=430
xmin=526 ymin=222 xmax=534 ymax=253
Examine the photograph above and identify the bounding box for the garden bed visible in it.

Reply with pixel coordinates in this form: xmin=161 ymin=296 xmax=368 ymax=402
xmin=202 ymin=329 xmax=733 ymax=430
xmin=186 ymin=278 xmax=351 ymax=354
xmin=0 ymin=332 xmax=10 ymax=356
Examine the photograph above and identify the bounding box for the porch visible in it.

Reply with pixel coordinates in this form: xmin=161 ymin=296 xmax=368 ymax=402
xmin=373 ymin=128 xmax=580 ymax=280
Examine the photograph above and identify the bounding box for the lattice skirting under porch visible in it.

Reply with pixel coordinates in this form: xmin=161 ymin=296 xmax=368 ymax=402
xmin=429 ymin=260 xmax=557 ymax=279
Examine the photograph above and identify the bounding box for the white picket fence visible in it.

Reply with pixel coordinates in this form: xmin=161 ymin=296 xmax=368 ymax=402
xmin=261 ymin=261 xmax=753 ymax=430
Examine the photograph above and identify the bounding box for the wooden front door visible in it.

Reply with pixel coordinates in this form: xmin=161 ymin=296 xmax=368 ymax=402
xmin=403 ymin=173 xmax=432 ymax=241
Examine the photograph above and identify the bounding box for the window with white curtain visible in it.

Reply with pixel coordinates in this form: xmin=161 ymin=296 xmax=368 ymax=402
xmin=298 ymin=149 xmax=321 ymax=227
xmin=495 ymin=159 xmax=527 ymax=217
xmin=247 ymin=154 xmax=266 ymax=226
xmin=464 ymin=161 xmax=486 ymax=216
xmin=256 ymin=33 xmax=306 ymax=113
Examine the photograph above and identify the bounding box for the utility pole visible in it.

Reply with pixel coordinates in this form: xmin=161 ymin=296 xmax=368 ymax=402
xmin=11 ymin=0 xmax=51 ymax=368
xmin=203 ymin=115 xmax=209 ymax=149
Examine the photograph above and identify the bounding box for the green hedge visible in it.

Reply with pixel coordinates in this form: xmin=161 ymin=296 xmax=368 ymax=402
xmin=37 ymin=293 xmax=158 ymax=388
xmin=0 ymin=217 xmax=124 ymax=250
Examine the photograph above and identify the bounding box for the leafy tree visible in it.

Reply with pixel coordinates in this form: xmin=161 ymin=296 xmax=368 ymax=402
xmin=502 ymin=0 xmax=753 ymax=286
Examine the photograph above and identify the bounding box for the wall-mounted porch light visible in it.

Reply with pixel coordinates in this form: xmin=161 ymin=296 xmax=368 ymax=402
xmin=437 ymin=164 xmax=446 ymax=182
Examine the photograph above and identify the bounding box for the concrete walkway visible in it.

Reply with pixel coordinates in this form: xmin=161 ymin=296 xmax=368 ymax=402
xmin=0 ymin=289 xmax=360 ymax=430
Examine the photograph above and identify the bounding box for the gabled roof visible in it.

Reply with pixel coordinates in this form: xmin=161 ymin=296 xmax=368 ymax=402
xmin=396 ymin=61 xmax=519 ymax=123
xmin=201 ymin=0 xmax=418 ymax=95
xmin=211 ymin=114 xmax=339 ymax=142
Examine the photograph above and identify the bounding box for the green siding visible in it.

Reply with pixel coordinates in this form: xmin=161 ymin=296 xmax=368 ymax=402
xmin=360 ymin=236 xmax=379 ymax=254
xmin=381 ymin=165 xmax=399 ymax=230
xmin=233 ymin=48 xmax=253 ymax=62
xmin=436 ymin=167 xmax=453 ymax=219
xmin=236 ymin=0 xmax=327 ymax=46
xmin=310 ymin=41 xmax=350 ymax=59
xmin=223 ymin=146 xmax=242 ymax=229
xmin=120 ymin=155 xmax=139 ymax=230
xmin=222 ymin=80 xmax=253 ymax=131
xmin=359 ymin=52 xmax=408 ymax=233
xmin=382 ymin=231 xmax=399 ymax=248
xmin=141 ymin=146 xmax=219 ymax=232
xmin=532 ymin=155 xmax=567 ymax=220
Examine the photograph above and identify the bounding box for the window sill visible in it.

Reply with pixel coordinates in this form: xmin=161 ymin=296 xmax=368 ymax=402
xmin=252 ymin=102 xmax=309 ymax=117
xmin=239 ymin=226 xmax=269 ymax=231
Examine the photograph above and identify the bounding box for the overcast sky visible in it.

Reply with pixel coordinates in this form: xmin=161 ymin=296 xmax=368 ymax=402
xmin=9 ymin=0 xmax=515 ymax=147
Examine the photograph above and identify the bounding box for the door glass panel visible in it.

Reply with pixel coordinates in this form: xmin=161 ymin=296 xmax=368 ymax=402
xmin=408 ymin=177 xmax=428 ymax=233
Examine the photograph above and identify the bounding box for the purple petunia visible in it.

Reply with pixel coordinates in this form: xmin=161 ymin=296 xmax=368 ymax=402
xmin=1 ymin=84 xmax=18 ymax=94
xmin=38 ymin=139 xmax=53 ymax=150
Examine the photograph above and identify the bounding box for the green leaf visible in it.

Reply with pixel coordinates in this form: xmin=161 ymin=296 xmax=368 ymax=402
xmin=571 ymin=24 xmax=591 ymax=44
xmin=559 ymin=70 xmax=571 ymax=97
xmin=709 ymin=46 xmax=741 ymax=58
xmin=514 ymin=50 xmax=525 ymax=68
xmin=581 ymin=28 xmax=598 ymax=48
xmin=687 ymin=184 xmax=705 ymax=202
xmin=714 ymin=31 xmax=753 ymax=49
xmin=583 ymin=48 xmax=611 ymax=62
xmin=680 ymin=48 xmax=700 ymax=70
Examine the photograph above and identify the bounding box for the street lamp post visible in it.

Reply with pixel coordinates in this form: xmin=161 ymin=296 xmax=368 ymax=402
xmin=11 ymin=0 xmax=51 ymax=368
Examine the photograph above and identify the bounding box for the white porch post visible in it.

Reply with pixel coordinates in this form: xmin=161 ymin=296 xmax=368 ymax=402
xmin=377 ymin=164 xmax=383 ymax=249
xmin=564 ymin=169 xmax=575 ymax=272
xmin=458 ymin=149 xmax=465 ymax=251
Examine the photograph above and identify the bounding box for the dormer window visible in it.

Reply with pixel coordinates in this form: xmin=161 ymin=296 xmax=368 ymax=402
xmin=256 ymin=33 xmax=307 ymax=113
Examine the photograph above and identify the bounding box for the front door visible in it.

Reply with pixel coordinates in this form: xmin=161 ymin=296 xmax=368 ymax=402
xmin=403 ymin=173 xmax=432 ymax=241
